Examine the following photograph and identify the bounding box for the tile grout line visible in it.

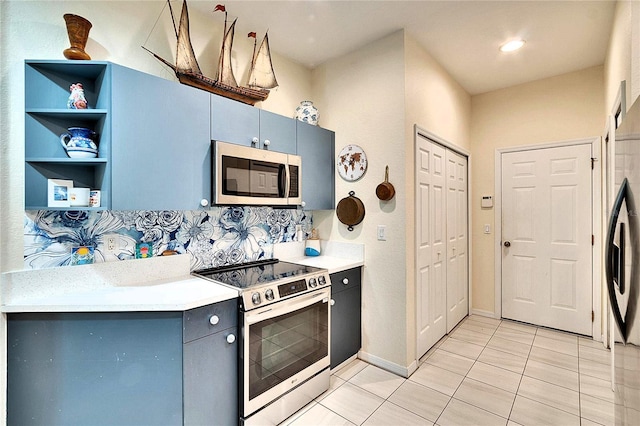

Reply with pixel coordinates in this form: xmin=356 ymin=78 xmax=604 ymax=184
xmin=433 ymin=316 xmax=505 ymax=425
xmin=299 ymin=316 xmax=612 ymax=425
xmin=506 ymin=322 xmax=538 ymax=423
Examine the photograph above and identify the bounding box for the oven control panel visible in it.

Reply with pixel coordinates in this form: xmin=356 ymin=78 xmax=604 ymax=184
xmin=243 ymin=272 xmax=331 ymax=309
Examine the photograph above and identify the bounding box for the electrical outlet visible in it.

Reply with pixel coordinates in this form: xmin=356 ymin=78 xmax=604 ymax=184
xmin=106 ymin=235 xmax=118 ymax=252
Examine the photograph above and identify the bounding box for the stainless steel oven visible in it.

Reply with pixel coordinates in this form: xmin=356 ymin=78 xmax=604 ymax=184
xmin=193 ymin=260 xmax=331 ymax=425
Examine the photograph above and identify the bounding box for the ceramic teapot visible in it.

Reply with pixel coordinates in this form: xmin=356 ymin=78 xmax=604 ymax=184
xmin=60 ymin=127 xmax=98 ymax=158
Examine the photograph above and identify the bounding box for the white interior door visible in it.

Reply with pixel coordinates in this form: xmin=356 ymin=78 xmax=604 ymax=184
xmin=501 ymin=144 xmax=592 ymax=335
xmin=416 ymin=135 xmax=447 ymax=357
xmin=446 ymin=149 xmax=468 ymax=332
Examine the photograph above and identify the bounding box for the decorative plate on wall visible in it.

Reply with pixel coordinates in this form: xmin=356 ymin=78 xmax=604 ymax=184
xmin=337 ymin=144 xmax=368 ymax=182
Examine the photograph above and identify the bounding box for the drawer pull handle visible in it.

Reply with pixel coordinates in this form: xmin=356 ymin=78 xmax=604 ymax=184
xmin=226 ymin=334 xmax=236 ymax=344
xmin=330 ymin=299 xmax=335 ymax=306
xmin=209 ymin=315 xmax=220 ymax=326
xmin=342 ymin=278 xmax=349 ymax=285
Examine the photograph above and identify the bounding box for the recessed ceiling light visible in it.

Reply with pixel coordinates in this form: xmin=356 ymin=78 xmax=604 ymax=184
xmin=500 ymin=39 xmax=526 ymax=53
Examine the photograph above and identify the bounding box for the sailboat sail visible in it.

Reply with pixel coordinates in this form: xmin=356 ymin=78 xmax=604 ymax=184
xmin=216 ymin=18 xmax=238 ymax=87
xmin=175 ymin=0 xmax=201 ymax=74
xmin=248 ymin=33 xmax=278 ymax=89
xmin=143 ymin=0 xmax=276 ymax=105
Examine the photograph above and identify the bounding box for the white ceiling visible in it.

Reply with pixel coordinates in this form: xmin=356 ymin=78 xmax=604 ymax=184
xmin=187 ymin=0 xmax=617 ymax=95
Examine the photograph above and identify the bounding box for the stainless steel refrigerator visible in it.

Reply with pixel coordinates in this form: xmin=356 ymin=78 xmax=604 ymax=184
xmin=606 ymin=95 xmax=640 ymax=425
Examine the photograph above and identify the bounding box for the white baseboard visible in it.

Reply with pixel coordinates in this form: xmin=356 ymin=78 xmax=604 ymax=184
xmin=470 ymin=308 xmax=499 ymax=319
xmin=357 ymin=350 xmax=417 ymax=378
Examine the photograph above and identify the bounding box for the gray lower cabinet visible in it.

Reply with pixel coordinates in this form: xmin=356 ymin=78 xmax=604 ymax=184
xmin=7 ymin=299 xmax=238 ymax=426
xmin=111 ymin=64 xmax=212 ymax=210
xmin=183 ymin=300 xmax=238 ymax=426
xmin=211 ymin=94 xmax=296 ymax=154
xmin=296 ymin=121 xmax=335 ymax=210
xmin=330 ymin=267 xmax=362 ymax=368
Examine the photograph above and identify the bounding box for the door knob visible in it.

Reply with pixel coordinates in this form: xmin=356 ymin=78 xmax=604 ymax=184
xmin=504 ymin=241 xmax=511 ymax=247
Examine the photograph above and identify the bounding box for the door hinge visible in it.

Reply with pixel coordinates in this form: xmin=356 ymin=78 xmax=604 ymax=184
xmin=591 ymin=157 xmax=597 ymax=170
xmin=592 ymin=235 xmax=595 ymax=246
xmin=592 ymin=310 xmax=595 ymax=322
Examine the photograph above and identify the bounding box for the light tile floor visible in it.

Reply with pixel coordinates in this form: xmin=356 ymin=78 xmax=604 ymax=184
xmin=279 ymin=315 xmax=615 ymax=426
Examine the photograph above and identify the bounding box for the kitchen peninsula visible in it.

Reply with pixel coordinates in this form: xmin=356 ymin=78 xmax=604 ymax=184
xmin=2 ymin=243 xmax=364 ymax=425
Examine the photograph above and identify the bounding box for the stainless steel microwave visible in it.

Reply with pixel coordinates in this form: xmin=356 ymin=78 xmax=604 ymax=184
xmin=213 ymin=140 xmax=302 ymax=206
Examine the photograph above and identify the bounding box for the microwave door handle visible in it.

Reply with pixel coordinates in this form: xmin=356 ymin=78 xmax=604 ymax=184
xmin=278 ymin=164 xmax=287 ymax=198
xmin=606 ymin=178 xmax=628 ymax=339
xmin=285 ymin=162 xmax=291 ymax=198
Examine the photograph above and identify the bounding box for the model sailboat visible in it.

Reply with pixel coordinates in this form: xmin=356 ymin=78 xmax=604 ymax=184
xmin=143 ymin=1 xmax=278 ymax=105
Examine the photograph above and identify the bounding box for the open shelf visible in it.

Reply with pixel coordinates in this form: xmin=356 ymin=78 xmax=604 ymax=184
xmin=25 ymin=60 xmax=111 ymax=210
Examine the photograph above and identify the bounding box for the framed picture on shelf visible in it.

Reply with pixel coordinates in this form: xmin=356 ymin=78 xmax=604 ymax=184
xmin=47 ymin=179 xmax=74 ymax=208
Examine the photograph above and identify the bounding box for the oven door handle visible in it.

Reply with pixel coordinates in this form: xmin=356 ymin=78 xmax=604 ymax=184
xmin=245 ymin=289 xmax=330 ymax=325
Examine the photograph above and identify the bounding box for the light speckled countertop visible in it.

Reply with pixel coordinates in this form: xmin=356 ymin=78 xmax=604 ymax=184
xmin=1 ymin=255 xmax=238 ymax=313
xmin=1 ymin=241 xmax=364 ymax=313
xmin=275 ymin=240 xmax=364 ymax=274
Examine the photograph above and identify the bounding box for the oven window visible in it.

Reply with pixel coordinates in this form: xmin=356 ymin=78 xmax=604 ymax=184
xmin=248 ymin=299 xmax=328 ymax=400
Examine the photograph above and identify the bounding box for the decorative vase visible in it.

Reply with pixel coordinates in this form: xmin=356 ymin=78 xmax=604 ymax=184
xmin=63 ymin=14 xmax=92 ymax=60
xmin=295 ymin=101 xmax=319 ymax=126
xmin=60 ymin=127 xmax=98 ymax=158
xmin=67 ymin=83 xmax=88 ymax=109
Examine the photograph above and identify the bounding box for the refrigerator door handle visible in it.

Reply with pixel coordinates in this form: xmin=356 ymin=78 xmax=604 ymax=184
xmin=606 ymin=178 xmax=629 ymax=340
xmin=610 ymin=223 xmax=626 ymax=295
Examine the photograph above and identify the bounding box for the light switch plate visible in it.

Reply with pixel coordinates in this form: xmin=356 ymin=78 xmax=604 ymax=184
xmin=377 ymin=225 xmax=387 ymax=241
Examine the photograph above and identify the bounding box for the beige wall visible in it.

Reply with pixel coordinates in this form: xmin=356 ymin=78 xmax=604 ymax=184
xmin=311 ymin=31 xmax=409 ymax=369
xmin=470 ymin=66 xmax=605 ymax=314
xmin=605 ymin=0 xmax=633 ymax=114
xmin=312 ymin=30 xmax=471 ymax=371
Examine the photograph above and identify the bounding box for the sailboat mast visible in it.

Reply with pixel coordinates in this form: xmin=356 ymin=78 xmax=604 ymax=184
xmin=248 ymin=31 xmax=257 ymax=83
xmin=214 ymin=4 xmax=228 ymax=82
xmin=167 ymin=0 xmax=178 ymax=39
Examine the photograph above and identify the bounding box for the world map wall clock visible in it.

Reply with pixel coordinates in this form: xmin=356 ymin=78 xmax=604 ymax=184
xmin=337 ymin=144 xmax=368 ymax=182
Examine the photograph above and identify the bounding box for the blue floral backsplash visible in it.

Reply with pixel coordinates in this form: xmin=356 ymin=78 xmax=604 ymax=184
xmin=24 ymin=207 xmax=312 ymax=270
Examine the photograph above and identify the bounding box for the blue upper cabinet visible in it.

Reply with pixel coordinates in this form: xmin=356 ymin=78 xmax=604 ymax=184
xmin=210 ymin=94 xmax=296 ymax=154
xmin=296 ymin=121 xmax=335 ymax=210
xmin=25 ymin=61 xmax=333 ymax=211
xmin=24 ymin=60 xmax=111 ymax=210
xmin=111 ymin=64 xmax=211 ymax=210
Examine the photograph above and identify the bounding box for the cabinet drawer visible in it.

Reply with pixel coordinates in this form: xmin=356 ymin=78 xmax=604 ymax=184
xmin=183 ymin=299 xmax=238 ymax=343
xmin=330 ymin=267 xmax=361 ymax=296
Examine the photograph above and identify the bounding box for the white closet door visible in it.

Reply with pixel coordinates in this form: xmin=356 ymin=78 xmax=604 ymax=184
xmin=416 ymin=135 xmax=447 ymax=358
xmin=446 ymin=149 xmax=468 ymax=331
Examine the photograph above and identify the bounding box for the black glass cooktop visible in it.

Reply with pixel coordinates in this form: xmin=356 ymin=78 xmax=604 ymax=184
xmin=193 ymin=259 xmax=324 ymax=290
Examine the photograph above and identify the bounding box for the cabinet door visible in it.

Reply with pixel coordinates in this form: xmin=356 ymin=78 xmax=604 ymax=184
xmin=211 ymin=94 xmax=259 ymax=146
xmin=111 ymin=64 xmax=211 ymax=210
xmin=330 ymin=285 xmax=362 ymax=368
xmin=7 ymin=312 xmax=183 ymax=426
xmin=296 ymin=122 xmax=335 ymax=210
xmin=183 ymin=327 xmax=238 ymax=426
xmin=259 ymin=110 xmax=296 ymax=154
